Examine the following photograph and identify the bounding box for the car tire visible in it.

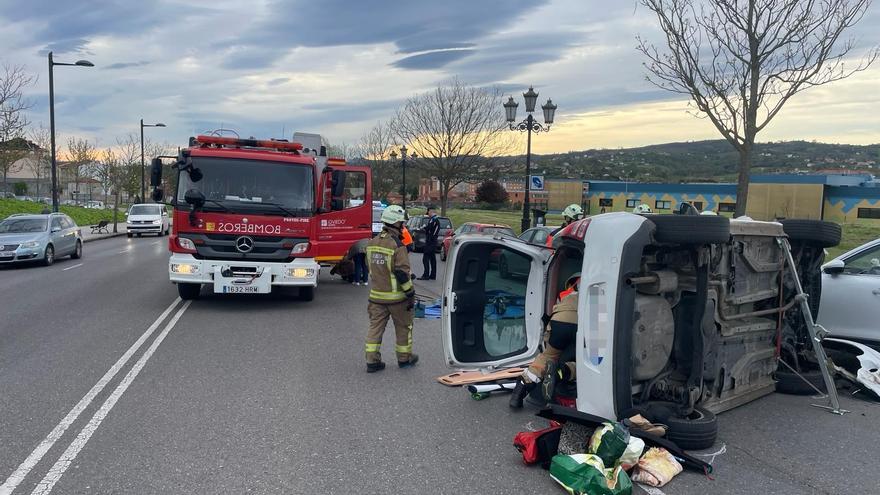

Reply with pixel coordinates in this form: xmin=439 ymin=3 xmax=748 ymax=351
xmin=177 ymin=283 xmax=201 ymax=300
xmin=127 ymin=233 xmax=133 ymax=238
xmin=42 ymin=244 xmax=55 ymax=266
xmin=71 ymin=240 xmax=82 ymax=259
xmin=136 ymin=233 xmax=141 ymax=237
xmin=774 ymin=369 xmax=827 ymax=395
xmin=499 ymin=256 xmax=510 ymax=279
xmin=664 ymin=406 xmax=718 ymax=450
xmin=646 ymin=214 xmax=731 ymax=245
xmin=440 ymin=248 xmax=447 ymax=262
xmin=299 ymin=286 xmax=315 ymax=301
xmin=779 ymin=219 xmax=841 ymax=248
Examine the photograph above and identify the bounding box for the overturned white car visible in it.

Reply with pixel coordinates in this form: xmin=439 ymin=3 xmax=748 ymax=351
xmin=442 ymin=212 xmax=840 ymax=449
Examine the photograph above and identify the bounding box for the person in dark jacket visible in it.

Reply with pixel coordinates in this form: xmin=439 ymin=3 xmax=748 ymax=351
xmin=350 ymin=238 xmax=369 ymax=285
xmin=419 ymin=207 xmax=441 ymax=280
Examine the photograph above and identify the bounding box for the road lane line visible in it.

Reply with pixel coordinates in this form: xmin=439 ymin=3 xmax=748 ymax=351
xmin=0 ymin=298 xmax=182 ymax=495
xmin=61 ymin=264 xmax=83 ymax=271
xmin=30 ymin=300 xmax=192 ymax=495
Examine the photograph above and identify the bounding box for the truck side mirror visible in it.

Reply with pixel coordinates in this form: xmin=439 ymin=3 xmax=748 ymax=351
xmin=184 ymin=189 xmax=205 ymax=208
xmin=151 ymin=188 xmax=164 ymax=202
xmin=150 ymin=158 xmax=163 ymax=187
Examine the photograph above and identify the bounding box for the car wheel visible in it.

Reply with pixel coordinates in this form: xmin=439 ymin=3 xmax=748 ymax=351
xmin=774 ymin=369 xmax=827 ymax=395
xmin=664 ymin=406 xmax=718 ymax=450
xmin=71 ymin=240 xmax=82 ymax=259
xmin=42 ymin=244 xmax=55 ymax=266
xmin=646 ymin=214 xmax=730 ymax=245
xmin=779 ymin=219 xmax=841 ymax=248
xmin=177 ymin=283 xmax=201 ymax=300
xmin=136 ymin=233 xmax=141 ymax=237
xmin=499 ymin=256 xmax=510 ymax=279
xmin=441 ymin=247 xmax=447 ymax=262
xmin=127 ymin=233 xmax=133 ymax=238
xmin=299 ymin=286 xmax=315 ymax=301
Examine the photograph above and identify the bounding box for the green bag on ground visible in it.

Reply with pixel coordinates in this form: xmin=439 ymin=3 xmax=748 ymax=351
xmin=588 ymin=422 xmax=630 ymax=467
xmin=549 ymin=454 xmax=633 ymax=495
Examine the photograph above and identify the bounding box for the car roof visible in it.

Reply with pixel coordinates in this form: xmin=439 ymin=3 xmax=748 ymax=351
xmin=4 ymin=213 xmax=61 ymax=219
xmin=467 ymin=222 xmax=512 ymax=228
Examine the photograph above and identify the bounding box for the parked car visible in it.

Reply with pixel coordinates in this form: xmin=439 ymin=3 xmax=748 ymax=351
xmin=85 ymin=200 xmax=105 ymax=209
xmin=442 ymin=213 xmax=836 ymax=449
xmin=406 ymin=215 xmax=454 ymax=252
xmin=126 ymin=203 xmax=170 ymax=237
xmin=440 ymin=222 xmax=514 ymax=261
xmin=13 ymin=195 xmax=34 ymax=202
xmin=818 ymin=237 xmax=880 ymax=348
xmin=0 ymin=213 xmax=82 ymax=265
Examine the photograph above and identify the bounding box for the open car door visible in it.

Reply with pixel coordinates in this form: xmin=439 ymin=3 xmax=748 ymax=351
xmin=442 ymin=234 xmax=552 ymax=369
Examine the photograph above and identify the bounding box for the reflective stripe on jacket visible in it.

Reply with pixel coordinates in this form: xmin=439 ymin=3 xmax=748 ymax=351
xmin=367 ymin=226 xmax=413 ymax=304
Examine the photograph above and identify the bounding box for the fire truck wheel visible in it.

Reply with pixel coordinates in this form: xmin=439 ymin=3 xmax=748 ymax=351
xmin=299 ymin=286 xmax=315 ymax=301
xmin=177 ymin=283 xmax=201 ymax=300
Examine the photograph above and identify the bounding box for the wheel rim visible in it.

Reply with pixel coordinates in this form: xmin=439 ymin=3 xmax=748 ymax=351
xmin=46 ymin=247 xmax=54 ymax=263
xmin=76 ymin=243 xmax=81 ymax=256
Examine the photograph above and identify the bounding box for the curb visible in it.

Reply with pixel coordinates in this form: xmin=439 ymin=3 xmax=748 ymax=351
xmin=83 ymin=232 xmax=127 ymax=243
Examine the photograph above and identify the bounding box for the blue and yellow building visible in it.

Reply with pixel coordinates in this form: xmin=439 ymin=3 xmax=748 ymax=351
xmin=572 ymin=173 xmax=880 ymax=224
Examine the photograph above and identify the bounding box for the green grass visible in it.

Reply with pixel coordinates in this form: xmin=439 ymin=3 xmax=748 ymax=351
xmin=827 ymin=223 xmax=880 ymax=259
xmin=0 ymin=199 xmax=121 ymax=227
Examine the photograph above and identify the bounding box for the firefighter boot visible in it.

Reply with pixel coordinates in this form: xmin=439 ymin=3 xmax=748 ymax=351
xmin=398 ymin=354 xmax=419 ymax=368
xmin=509 ymin=379 xmax=537 ymax=409
xmin=366 ymin=362 xmax=386 ymax=373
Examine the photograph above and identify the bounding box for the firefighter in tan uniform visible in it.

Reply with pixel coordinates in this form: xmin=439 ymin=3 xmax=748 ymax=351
xmin=509 ymin=274 xmax=580 ymax=407
xmin=364 ymin=205 xmax=419 ymax=372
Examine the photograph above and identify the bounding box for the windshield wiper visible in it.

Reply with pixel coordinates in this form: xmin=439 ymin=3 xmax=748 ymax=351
xmin=255 ymin=202 xmax=311 ymax=217
xmin=200 ymin=199 xmax=230 ymax=212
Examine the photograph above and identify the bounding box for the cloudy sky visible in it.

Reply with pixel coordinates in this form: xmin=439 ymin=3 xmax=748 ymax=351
xmin=2 ymin=0 xmax=879 ymax=154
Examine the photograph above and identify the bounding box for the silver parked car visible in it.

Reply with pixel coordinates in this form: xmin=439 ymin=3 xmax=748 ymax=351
xmin=0 ymin=213 xmax=83 ymax=266
xmin=818 ymin=237 xmax=880 ymax=347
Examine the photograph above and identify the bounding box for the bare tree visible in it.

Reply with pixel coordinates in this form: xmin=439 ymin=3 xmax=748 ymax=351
xmin=0 ymin=64 xmax=35 ymax=194
xmin=391 ymin=78 xmax=514 ymax=214
xmin=115 ymin=133 xmax=142 ymax=201
xmin=356 ymin=121 xmax=399 ymax=200
xmin=27 ymin=126 xmax=53 ymax=198
xmin=65 ymin=137 xmax=97 ymax=204
xmin=96 ymin=148 xmax=126 ymax=231
xmin=638 ymin=0 xmax=878 ymax=216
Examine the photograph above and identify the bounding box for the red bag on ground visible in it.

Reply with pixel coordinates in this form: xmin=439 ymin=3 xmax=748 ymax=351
xmin=514 ymin=422 xmax=563 ymax=468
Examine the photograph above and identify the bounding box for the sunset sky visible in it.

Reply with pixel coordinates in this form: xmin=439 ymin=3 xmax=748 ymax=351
xmin=2 ymin=0 xmax=878 ymax=154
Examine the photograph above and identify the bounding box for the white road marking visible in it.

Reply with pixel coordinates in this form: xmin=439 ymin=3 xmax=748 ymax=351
xmin=116 ymin=249 xmax=131 ymax=254
xmin=30 ymin=300 xmax=192 ymax=495
xmin=637 ymin=484 xmax=667 ymax=495
xmin=0 ymin=298 xmax=182 ymax=495
xmin=61 ymin=263 xmax=83 ymax=271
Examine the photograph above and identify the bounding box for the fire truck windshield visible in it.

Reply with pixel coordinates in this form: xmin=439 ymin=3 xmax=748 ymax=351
xmin=177 ymin=157 xmax=314 ymax=215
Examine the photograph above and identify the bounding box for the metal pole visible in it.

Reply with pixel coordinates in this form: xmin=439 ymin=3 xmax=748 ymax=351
xmin=402 ymin=154 xmax=407 ymax=211
xmin=521 ymin=113 xmax=533 ymax=232
xmin=48 ymin=52 xmax=59 ymax=212
xmin=140 ymin=119 xmax=145 ymax=203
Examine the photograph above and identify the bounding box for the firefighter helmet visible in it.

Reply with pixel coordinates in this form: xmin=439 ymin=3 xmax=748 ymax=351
xmin=633 ymin=204 xmax=653 ymax=214
xmin=381 ymin=205 xmax=406 ymax=225
xmin=562 ymin=204 xmax=584 ymax=221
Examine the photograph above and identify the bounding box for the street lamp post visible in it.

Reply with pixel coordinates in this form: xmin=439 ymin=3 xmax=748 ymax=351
xmin=48 ymin=52 xmax=94 ymax=212
xmin=390 ymin=145 xmax=417 ymax=211
xmin=504 ymin=87 xmax=557 ymax=232
xmin=140 ymin=119 xmax=166 ymax=203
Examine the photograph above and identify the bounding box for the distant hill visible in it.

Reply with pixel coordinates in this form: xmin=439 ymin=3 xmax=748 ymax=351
xmin=498 ymin=140 xmax=880 ymax=183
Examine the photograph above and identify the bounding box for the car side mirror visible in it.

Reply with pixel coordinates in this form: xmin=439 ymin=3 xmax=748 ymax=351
xmin=184 ymin=189 xmax=205 ymax=208
xmin=823 ymin=258 xmax=845 ymax=275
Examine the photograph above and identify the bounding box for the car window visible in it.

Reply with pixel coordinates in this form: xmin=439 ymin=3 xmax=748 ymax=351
xmin=0 ymin=218 xmax=47 ymax=233
xmin=483 ymin=227 xmax=514 ymax=236
xmin=438 ymin=218 xmax=452 ymax=229
xmin=51 ymin=217 xmax=64 ymax=231
xmin=519 ymin=229 xmax=535 ymax=242
xmin=843 ymin=244 xmax=880 ymax=275
xmin=532 ymin=229 xmax=550 ymax=245
xmin=130 ymin=205 xmax=162 ymax=215
xmin=61 ymin=217 xmax=75 ymax=229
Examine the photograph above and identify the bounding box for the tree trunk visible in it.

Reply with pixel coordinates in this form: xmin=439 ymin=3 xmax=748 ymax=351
xmin=734 ymin=146 xmax=752 ymax=217
xmin=112 ymin=190 xmax=119 ymax=233
xmin=439 ymin=181 xmax=449 ymax=216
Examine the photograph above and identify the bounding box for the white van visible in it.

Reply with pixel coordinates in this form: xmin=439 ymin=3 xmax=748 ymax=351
xmin=126 ymin=203 xmax=169 ymax=237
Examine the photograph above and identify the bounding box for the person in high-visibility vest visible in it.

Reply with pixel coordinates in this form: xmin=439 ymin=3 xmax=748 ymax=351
xmin=401 ymin=226 xmax=414 ymax=252
xmin=364 ymin=205 xmax=419 ymax=372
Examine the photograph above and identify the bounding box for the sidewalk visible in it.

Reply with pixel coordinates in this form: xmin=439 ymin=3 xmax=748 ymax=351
xmin=81 ymin=223 xmax=127 ymax=243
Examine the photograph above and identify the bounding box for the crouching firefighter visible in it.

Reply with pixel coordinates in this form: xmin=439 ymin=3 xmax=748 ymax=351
xmin=509 ymin=274 xmax=580 ymax=408
xmin=364 ymin=205 xmax=420 ymax=373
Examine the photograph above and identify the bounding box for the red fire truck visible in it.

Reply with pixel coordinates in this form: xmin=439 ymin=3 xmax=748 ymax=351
xmin=149 ymin=132 xmax=372 ymax=301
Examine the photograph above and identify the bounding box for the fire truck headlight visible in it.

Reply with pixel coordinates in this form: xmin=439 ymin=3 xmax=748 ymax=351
xmin=287 ymin=268 xmax=315 ymax=279
xmin=290 ymin=242 xmax=310 ymax=254
xmin=178 ymin=237 xmax=196 ymax=251
xmin=171 ymin=263 xmax=199 ymax=274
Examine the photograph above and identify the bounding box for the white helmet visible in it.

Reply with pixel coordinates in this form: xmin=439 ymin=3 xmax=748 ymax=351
xmin=381 ymin=205 xmax=406 ymax=225
xmin=562 ymin=204 xmax=584 ymax=220
xmin=700 ymin=210 xmax=718 ymax=216
xmin=633 ymin=204 xmax=652 ymax=214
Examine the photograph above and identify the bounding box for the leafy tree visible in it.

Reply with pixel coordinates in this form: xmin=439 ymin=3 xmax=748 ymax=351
xmin=475 ymin=180 xmax=509 ymax=205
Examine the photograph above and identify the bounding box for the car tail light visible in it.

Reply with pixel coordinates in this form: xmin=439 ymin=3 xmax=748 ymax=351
xmin=291 ymin=242 xmax=310 ymax=254
xmin=558 ymin=218 xmax=592 ymax=242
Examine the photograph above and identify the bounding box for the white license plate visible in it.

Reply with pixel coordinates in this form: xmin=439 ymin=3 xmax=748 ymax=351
xmin=221 ymin=285 xmax=261 ymax=294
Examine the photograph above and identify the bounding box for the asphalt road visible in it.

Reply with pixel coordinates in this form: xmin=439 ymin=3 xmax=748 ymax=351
xmin=1 ymin=240 xmax=877 ymax=494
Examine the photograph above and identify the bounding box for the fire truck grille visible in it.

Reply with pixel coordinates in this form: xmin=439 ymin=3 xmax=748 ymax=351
xmin=180 ymin=233 xmax=307 ymax=261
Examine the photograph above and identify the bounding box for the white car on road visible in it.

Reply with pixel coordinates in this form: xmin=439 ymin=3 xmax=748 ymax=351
xmin=818 ymin=237 xmax=880 ymax=347
xmin=126 ymin=204 xmax=169 ymax=237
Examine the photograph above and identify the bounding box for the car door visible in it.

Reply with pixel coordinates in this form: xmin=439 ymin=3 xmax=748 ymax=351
xmin=442 ymin=235 xmax=552 ymax=369
xmin=818 ymin=242 xmax=880 ymax=342
xmin=49 ymin=216 xmax=71 ymax=254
